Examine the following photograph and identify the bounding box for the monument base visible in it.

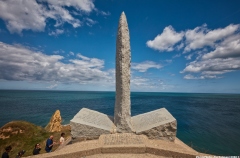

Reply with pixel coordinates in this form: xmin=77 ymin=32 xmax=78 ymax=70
xmin=132 ymin=108 xmax=177 ymax=141
xmin=71 ymin=108 xmax=176 ymax=142
xmin=70 ymin=108 xmax=116 ymax=140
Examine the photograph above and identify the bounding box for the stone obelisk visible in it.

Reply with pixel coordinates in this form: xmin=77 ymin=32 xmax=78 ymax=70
xmin=114 ymin=12 xmax=134 ymax=133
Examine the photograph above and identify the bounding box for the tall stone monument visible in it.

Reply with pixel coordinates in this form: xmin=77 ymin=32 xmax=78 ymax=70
xmin=114 ymin=12 xmax=134 ymax=133
xmin=70 ymin=12 xmax=177 ymax=142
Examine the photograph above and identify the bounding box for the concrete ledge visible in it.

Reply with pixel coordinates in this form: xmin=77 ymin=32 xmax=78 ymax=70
xmin=102 ymin=145 xmax=146 ymax=153
xmin=27 ymin=134 xmax=212 ymax=158
xmin=146 ymin=147 xmax=196 ymax=158
xmin=52 ymin=148 xmax=102 ymax=158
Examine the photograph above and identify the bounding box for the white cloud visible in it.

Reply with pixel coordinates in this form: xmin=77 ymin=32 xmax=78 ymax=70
xmin=202 ymin=34 xmax=240 ymax=59
xmin=47 ymin=83 xmax=58 ymax=89
xmin=185 ymin=53 xmax=194 ymax=60
xmin=39 ymin=0 xmax=95 ymax=12
xmin=49 ymin=29 xmax=64 ymax=36
xmin=69 ymin=52 xmax=74 ymax=56
xmin=131 ymin=76 xmax=173 ymax=91
xmin=184 ymin=74 xmax=200 ymax=79
xmin=173 ymin=53 xmax=181 ymax=58
xmin=145 ymin=23 xmax=240 ymax=80
xmin=184 ymin=24 xmax=239 ymax=52
xmin=44 ymin=4 xmax=81 ymax=28
xmin=146 ymin=26 xmax=184 ymax=51
xmin=183 ymin=74 xmax=219 ymax=80
xmin=176 ymin=42 xmax=184 ymax=50
xmin=0 ymin=0 xmax=95 ymax=34
xmin=53 ymin=49 xmax=64 ymax=54
xmin=70 ymin=58 xmax=104 ymax=69
xmin=98 ymin=11 xmax=111 ymax=16
xmin=0 ymin=42 xmax=174 ymax=91
xmin=77 ymin=53 xmax=90 ymax=60
xmin=202 ymin=70 xmax=232 ymax=75
xmin=131 ymin=77 xmax=149 ymax=86
xmin=94 ymin=8 xmax=111 ymax=16
xmin=0 ymin=42 xmax=109 ymax=83
xmin=181 ymin=57 xmax=240 ymax=77
xmin=132 ymin=61 xmax=162 ymax=72
xmin=165 ymin=59 xmax=172 ymax=63
xmin=181 ymin=25 xmax=240 ymax=79
xmin=85 ymin=18 xmax=97 ymax=27
xmin=0 ymin=0 xmax=46 ymax=34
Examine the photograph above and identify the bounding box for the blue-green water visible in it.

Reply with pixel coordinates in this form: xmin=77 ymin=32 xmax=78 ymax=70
xmin=0 ymin=90 xmax=239 ymax=155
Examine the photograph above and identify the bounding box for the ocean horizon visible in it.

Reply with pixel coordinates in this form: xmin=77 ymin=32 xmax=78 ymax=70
xmin=1 ymin=89 xmax=240 ymax=94
xmin=0 ymin=90 xmax=239 ymax=156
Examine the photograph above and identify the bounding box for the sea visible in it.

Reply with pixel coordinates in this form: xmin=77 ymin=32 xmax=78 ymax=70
xmin=0 ymin=90 xmax=239 ymax=156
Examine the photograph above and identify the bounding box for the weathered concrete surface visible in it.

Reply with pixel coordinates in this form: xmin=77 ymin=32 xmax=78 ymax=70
xmin=45 ymin=110 xmax=62 ymax=132
xmin=99 ymin=133 xmax=146 ymax=154
xmin=114 ymin=11 xmax=134 ymax=133
xmin=27 ymin=133 xmax=211 ymax=158
xmin=132 ymin=108 xmax=177 ymax=141
xmin=87 ymin=154 xmax=167 ymax=158
xmin=70 ymin=108 xmax=116 ymax=140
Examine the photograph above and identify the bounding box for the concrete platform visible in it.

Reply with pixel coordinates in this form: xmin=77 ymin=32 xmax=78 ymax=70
xmin=27 ymin=133 xmax=211 ymax=158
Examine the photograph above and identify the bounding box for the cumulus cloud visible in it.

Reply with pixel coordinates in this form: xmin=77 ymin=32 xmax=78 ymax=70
xmin=182 ymin=58 xmax=240 ymax=73
xmin=181 ymin=57 xmax=240 ymax=79
xmin=146 ymin=24 xmax=240 ymax=79
xmin=202 ymin=34 xmax=240 ymax=59
xmin=73 ymin=53 xmax=104 ymax=68
xmin=0 ymin=42 xmax=174 ymax=91
xmin=185 ymin=53 xmax=194 ymax=60
xmin=146 ymin=26 xmax=184 ymax=52
xmin=184 ymin=24 xmax=239 ymax=52
xmin=0 ymin=0 xmax=46 ymax=34
xmin=132 ymin=61 xmax=162 ymax=72
xmin=145 ymin=22 xmax=240 ymax=80
xmin=0 ymin=42 xmax=109 ymax=83
xmin=0 ymin=0 xmax=95 ymax=34
xmin=39 ymin=0 xmax=95 ymax=12
xmin=45 ymin=4 xmax=81 ymax=28
xmin=146 ymin=22 xmax=240 ymax=80
xmin=181 ymin=24 xmax=240 ymax=79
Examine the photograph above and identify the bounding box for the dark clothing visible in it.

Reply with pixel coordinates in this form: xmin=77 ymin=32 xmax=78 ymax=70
xmin=1 ymin=152 xmax=9 ymax=158
xmin=33 ymin=148 xmax=41 ymax=155
xmin=45 ymin=138 xmax=53 ymax=152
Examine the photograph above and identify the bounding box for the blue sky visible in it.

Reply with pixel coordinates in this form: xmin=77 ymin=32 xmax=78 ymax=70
xmin=0 ymin=0 xmax=240 ymax=93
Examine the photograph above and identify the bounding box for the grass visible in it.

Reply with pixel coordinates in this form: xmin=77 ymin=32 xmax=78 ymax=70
xmin=0 ymin=121 xmax=71 ymax=157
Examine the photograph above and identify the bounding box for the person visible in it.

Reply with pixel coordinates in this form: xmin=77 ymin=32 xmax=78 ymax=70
xmin=59 ymin=133 xmax=65 ymax=145
xmin=45 ymin=135 xmax=56 ymax=153
xmin=15 ymin=150 xmax=25 ymax=158
xmin=33 ymin=143 xmax=41 ymax=155
xmin=1 ymin=146 xmax=12 ymax=158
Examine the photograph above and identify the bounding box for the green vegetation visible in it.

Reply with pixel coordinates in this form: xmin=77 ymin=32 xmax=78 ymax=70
xmin=0 ymin=121 xmax=71 ymax=157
